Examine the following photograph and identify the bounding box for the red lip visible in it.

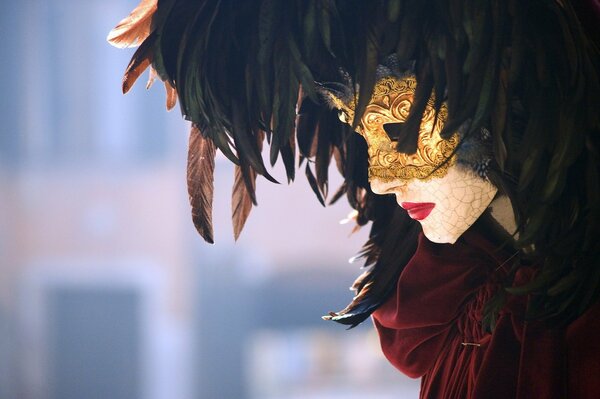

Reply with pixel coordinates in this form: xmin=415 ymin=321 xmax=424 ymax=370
xmin=400 ymin=202 xmax=436 ymax=220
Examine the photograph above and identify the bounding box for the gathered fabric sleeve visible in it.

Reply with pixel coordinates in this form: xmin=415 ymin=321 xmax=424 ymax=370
xmin=372 ymin=230 xmax=600 ymax=399
xmin=372 ymin=233 xmax=494 ymax=378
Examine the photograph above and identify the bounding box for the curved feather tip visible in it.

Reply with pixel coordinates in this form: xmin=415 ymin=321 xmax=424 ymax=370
xmin=107 ymin=0 xmax=157 ymax=48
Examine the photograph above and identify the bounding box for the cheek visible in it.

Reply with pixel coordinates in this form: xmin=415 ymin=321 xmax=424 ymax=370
xmin=411 ymin=171 xmax=494 ymax=215
xmin=426 ymin=180 xmax=473 ymax=213
xmin=416 ymin=170 xmax=497 ymax=243
xmin=435 ymin=177 xmax=494 ymax=218
xmin=402 ymin=179 xmax=444 ymax=203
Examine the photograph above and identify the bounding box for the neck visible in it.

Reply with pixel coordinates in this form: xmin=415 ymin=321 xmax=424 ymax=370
xmin=489 ymin=195 xmax=518 ymax=239
xmin=468 ymin=195 xmax=518 ymax=249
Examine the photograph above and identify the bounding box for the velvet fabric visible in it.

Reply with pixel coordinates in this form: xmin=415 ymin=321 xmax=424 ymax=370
xmin=372 ymin=231 xmax=600 ymax=398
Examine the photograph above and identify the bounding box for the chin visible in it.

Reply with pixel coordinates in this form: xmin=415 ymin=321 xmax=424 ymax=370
xmin=421 ymin=225 xmax=462 ymax=244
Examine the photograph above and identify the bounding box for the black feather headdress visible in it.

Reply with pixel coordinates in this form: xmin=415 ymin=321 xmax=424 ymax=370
xmin=109 ymin=0 xmax=600 ymax=327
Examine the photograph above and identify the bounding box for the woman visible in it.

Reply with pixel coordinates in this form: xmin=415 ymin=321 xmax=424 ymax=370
xmin=110 ymin=0 xmax=600 ymax=397
xmin=321 ymin=66 xmax=600 ymax=397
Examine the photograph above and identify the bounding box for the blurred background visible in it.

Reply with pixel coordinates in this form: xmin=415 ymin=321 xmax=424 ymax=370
xmin=0 ymin=1 xmax=420 ymax=398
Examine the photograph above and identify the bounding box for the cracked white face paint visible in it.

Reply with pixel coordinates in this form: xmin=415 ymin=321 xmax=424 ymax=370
xmin=325 ymin=74 xmax=498 ymax=243
xmin=370 ymin=165 xmax=497 ymax=244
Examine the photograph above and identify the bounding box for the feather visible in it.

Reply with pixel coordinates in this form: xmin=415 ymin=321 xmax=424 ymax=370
xmin=305 ymin=163 xmax=325 ymax=206
xmin=121 ymin=32 xmax=156 ymax=94
xmin=296 ymin=96 xmax=320 ymax=159
xmin=397 ymin=62 xmax=434 ymax=153
xmin=280 ymin=135 xmax=296 ymax=183
xmin=317 ymin=0 xmax=333 ymax=54
xmin=107 ymin=0 xmax=157 ymax=48
xmin=469 ymin=1 xmax=503 ymax=131
xmin=165 ymin=80 xmax=178 ymax=111
xmin=270 ymin=63 xmax=299 ymax=182
xmin=232 ymin=165 xmax=256 ymax=241
xmin=508 ymin=0 xmax=524 ymax=86
xmin=303 ymin=0 xmax=318 ymax=59
xmin=328 ymin=182 xmax=347 ymax=205
xmin=288 ymin=35 xmax=317 ymax=101
xmin=491 ymin=66 xmax=508 ymax=171
xmin=232 ymin=129 xmax=266 ymax=240
xmin=331 ymin=142 xmax=345 ymax=176
xmin=232 ymin=105 xmax=278 ymax=184
xmin=146 ymin=67 xmax=178 ymax=110
xmin=327 ymin=197 xmax=420 ymax=327
xmin=111 ymin=0 xmax=600 ymax=328
xmin=187 ymin=124 xmax=216 ymax=244
xmin=462 ymin=1 xmax=489 ymax=74
xmin=146 ymin=66 xmax=158 ymax=89
xmin=258 ymin=0 xmax=277 ymax=65
xmin=387 ymin=0 xmax=402 ymax=23
xmin=210 ymin=128 xmax=240 ymax=166
xmin=352 ymin=26 xmax=379 ymax=129
xmin=315 ymin=111 xmax=335 ymax=199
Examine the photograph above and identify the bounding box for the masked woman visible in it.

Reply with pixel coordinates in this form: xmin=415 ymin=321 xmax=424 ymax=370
xmin=320 ymin=63 xmax=600 ymax=398
xmin=109 ymin=0 xmax=600 ymax=397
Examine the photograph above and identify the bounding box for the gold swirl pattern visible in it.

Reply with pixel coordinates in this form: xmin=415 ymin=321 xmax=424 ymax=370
xmin=327 ymin=76 xmax=459 ymax=182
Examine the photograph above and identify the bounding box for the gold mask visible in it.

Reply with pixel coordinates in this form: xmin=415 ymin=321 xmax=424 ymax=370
xmin=327 ymin=76 xmax=459 ymax=182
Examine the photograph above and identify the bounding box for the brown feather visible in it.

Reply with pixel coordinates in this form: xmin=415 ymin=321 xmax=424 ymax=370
xmin=145 ymin=66 xmax=158 ymax=90
xmin=146 ymin=67 xmax=178 ymax=110
xmin=165 ymin=80 xmax=178 ymax=111
xmin=231 ymin=165 xmax=256 ymax=241
xmin=122 ymin=33 xmax=155 ymax=94
xmin=231 ymin=131 xmax=265 ymax=240
xmin=107 ymin=0 xmax=157 ymax=48
xmin=187 ymin=124 xmax=216 ymax=244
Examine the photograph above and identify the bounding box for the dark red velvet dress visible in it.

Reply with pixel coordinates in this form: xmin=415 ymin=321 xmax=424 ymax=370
xmin=373 ymin=231 xmax=600 ymax=399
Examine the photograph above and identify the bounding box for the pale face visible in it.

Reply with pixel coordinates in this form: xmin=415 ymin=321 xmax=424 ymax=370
xmin=370 ymin=166 xmax=497 ymax=244
xmin=329 ymin=75 xmax=498 ymax=244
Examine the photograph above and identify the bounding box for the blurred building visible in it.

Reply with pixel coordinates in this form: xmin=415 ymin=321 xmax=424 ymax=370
xmin=0 ymin=1 xmax=419 ymax=399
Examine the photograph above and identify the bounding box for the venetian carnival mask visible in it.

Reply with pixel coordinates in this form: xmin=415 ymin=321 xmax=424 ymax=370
xmin=325 ymin=75 xmax=497 ymax=244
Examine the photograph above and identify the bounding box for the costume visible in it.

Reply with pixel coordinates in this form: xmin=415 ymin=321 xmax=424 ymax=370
xmin=108 ymin=1 xmax=600 ymax=397
xmin=373 ymin=229 xmax=600 ymax=398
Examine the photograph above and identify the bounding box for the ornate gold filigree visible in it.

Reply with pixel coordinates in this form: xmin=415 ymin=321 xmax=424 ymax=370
xmin=327 ymin=75 xmax=459 ymax=182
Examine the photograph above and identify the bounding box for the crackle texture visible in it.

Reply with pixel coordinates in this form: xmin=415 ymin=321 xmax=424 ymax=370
xmin=370 ymin=166 xmax=497 ymax=243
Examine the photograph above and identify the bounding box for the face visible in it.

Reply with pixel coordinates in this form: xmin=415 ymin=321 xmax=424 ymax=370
xmin=369 ymin=166 xmax=497 ymax=244
xmin=335 ymin=76 xmax=497 ymax=244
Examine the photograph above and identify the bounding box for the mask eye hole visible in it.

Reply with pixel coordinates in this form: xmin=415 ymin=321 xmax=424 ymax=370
xmin=383 ymin=122 xmax=403 ymax=141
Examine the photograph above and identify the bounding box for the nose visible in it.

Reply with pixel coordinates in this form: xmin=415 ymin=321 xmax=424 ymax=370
xmin=370 ymin=179 xmax=407 ymax=196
